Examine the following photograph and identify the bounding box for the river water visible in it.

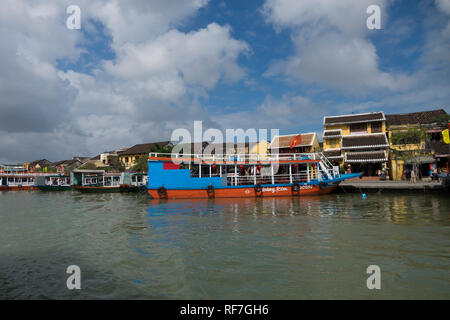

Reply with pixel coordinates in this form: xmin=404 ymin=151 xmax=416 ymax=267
xmin=0 ymin=191 xmax=448 ymax=299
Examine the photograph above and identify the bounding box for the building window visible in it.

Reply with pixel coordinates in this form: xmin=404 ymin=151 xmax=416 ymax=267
xmin=125 ymin=157 xmax=129 ymax=163
xmin=350 ymin=123 xmax=367 ymax=134
xmin=371 ymin=122 xmax=382 ymax=133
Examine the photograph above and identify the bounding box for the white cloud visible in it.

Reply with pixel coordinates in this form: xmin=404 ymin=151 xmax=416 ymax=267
xmin=0 ymin=1 xmax=79 ymax=134
xmin=436 ymin=0 xmax=450 ymax=15
xmin=263 ymin=0 xmax=383 ymax=36
xmin=90 ymin=0 xmax=209 ymax=48
xmin=212 ymin=94 xmax=327 ymax=132
xmin=0 ymin=0 xmax=249 ymax=162
xmin=262 ymin=0 xmax=416 ymax=94
xmin=267 ymin=32 xmax=412 ymax=92
xmin=104 ymin=23 xmax=249 ymax=91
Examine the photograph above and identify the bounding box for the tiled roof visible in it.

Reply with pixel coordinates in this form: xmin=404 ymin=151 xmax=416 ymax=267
xmin=269 ymin=133 xmax=316 ymax=149
xmin=323 ymin=129 xmax=341 ymax=136
xmin=386 ymin=109 xmax=447 ymax=126
xmin=323 ymin=129 xmax=342 ymax=138
xmin=341 ymin=133 xmax=389 ymax=149
xmin=119 ymin=141 xmax=172 ymax=155
xmin=174 ymin=142 xmax=209 ymax=153
xmin=324 ymin=112 xmax=385 ymax=125
xmin=430 ymin=141 xmax=450 ymax=156
xmin=51 ymin=160 xmax=67 ymax=167
xmin=51 ymin=158 xmax=84 ymax=168
xmin=345 ymin=150 xmax=388 ymax=163
xmin=206 ymin=142 xmax=255 ymax=154
xmin=323 ymin=150 xmax=342 ymax=158
xmin=28 ymin=159 xmax=51 ymax=167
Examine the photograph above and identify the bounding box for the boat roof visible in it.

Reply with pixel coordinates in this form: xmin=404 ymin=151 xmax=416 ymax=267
xmin=148 ymin=153 xmax=321 ymax=165
xmin=72 ymin=169 xmax=105 ymax=174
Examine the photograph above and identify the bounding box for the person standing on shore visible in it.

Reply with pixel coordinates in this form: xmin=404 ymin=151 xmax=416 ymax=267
xmin=410 ymin=169 xmax=417 ymax=183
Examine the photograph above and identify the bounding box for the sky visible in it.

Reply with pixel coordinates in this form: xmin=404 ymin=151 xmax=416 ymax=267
xmin=0 ymin=0 xmax=449 ymax=163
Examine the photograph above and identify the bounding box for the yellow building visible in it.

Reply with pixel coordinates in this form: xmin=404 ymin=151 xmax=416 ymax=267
xmin=249 ymin=140 xmax=270 ymax=156
xmin=119 ymin=141 xmax=173 ymax=169
xmin=386 ymin=109 xmax=447 ymax=180
xmin=322 ymin=112 xmax=389 ymax=177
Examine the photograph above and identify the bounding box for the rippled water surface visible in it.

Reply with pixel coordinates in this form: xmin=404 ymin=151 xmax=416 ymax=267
xmin=0 ymin=191 xmax=449 ymax=299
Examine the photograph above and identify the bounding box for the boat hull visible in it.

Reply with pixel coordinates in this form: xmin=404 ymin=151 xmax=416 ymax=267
xmin=0 ymin=186 xmax=38 ymax=191
xmin=148 ymin=184 xmax=337 ymax=199
xmin=73 ymin=186 xmax=121 ymax=193
xmin=119 ymin=184 xmax=148 ymax=193
xmin=37 ymin=185 xmax=72 ymax=191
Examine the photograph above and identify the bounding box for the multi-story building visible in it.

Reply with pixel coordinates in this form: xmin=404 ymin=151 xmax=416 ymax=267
xmin=119 ymin=141 xmax=173 ymax=169
xmin=322 ymin=112 xmax=389 ymax=177
xmin=51 ymin=157 xmax=89 ymax=173
xmin=24 ymin=159 xmax=52 ymax=172
xmin=386 ymin=109 xmax=448 ymax=180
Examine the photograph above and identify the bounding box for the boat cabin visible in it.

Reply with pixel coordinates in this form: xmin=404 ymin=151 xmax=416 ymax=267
xmin=130 ymin=173 xmax=147 ymax=186
xmin=148 ymin=152 xmax=336 ymax=189
xmin=44 ymin=176 xmax=71 ymax=186
xmin=1 ymin=175 xmax=36 ymax=187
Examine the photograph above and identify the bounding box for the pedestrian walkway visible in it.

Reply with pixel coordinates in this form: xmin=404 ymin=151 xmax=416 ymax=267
xmin=339 ymin=179 xmax=446 ymax=191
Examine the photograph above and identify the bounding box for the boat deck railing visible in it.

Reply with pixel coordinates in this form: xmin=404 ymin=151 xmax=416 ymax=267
xmin=149 ymin=152 xmax=338 ymax=181
xmin=149 ymin=152 xmax=328 ymax=163
xmin=0 ymin=173 xmax=63 ymax=177
xmin=225 ymin=171 xmax=320 ymax=186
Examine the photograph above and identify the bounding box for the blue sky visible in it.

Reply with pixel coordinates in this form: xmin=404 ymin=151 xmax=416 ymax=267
xmin=0 ymin=0 xmax=449 ymax=162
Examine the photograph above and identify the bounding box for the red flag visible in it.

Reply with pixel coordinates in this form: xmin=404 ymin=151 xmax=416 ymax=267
xmin=289 ymin=134 xmax=302 ymax=149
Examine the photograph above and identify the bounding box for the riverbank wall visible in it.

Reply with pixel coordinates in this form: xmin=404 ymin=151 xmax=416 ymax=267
xmin=338 ymin=178 xmax=450 ymax=193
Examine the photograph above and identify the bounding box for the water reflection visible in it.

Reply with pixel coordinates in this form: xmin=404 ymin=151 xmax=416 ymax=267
xmin=0 ymin=192 xmax=448 ymax=299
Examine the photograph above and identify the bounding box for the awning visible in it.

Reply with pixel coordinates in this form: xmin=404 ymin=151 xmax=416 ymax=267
xmin=405 ymin=156 xmax=435 ymax=164
xmin=345 ymin=150 xmax=388 ymax=163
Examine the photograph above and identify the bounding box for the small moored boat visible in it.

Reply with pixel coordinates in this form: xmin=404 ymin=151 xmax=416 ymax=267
xmin=0 ymin=174 xmax=39 ymax=191
xmin=36 ymin=175 xmax=72 ymax=191
xmin=72 ymin=170 xmax=122 ymax=193
xmin=71 ymin=170 xmax=147 ymax=193
xmin=120 ymin=172 xmax=148 ymax=193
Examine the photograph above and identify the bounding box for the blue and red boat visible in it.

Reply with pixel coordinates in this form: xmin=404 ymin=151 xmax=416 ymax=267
xmin=147 ymin=153 xmax=360 ymax=199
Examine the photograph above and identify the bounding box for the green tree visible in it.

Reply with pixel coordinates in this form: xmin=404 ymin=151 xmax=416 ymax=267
xmin=391 ymin=128 xmax=427 ymax=145
xmin=78 ymin=162 xmax=98 ymax=170
xmin=150 ymin=144 xmax=174 ymax=154
xmin=104 ymin=160 xmax=125 ymax=172
xmin=434 ymin=114 xmax=450 ymax=127
xmin=132 ymin=155 xmax=148 ymax=172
